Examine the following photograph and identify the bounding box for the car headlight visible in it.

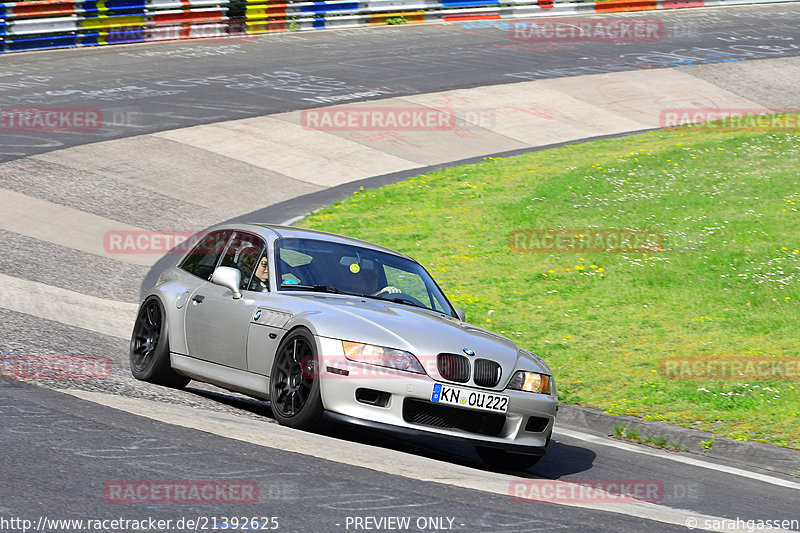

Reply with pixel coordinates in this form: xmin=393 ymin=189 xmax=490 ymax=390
xmin=342 ymin=341 xmax=425 ymax=374
xmin=508 ymin=371 xmax=551 ymax=394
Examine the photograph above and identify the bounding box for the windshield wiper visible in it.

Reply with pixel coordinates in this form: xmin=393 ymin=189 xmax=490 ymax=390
xmin=313 ymin=285 xmax=343 ymax=294
xmin=361 ymin=293 xmax=449 ymax=316
xmin=383 ymin=295 xmax=429 ymax=310
xmin=280 ymin=283 xmax=345 ymax=294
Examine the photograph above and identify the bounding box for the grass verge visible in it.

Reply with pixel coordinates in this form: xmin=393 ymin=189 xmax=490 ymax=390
xmin=297 ymin=125 xmax=800 ymax=449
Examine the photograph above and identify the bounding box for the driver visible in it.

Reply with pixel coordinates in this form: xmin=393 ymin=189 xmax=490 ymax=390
xmin=374 ymin=285 xmax=400 ymax=296
xmin=370 ymin=272 xmax=400 ymax=296
xmin=250 ymin=255 xmax=269 ymax=292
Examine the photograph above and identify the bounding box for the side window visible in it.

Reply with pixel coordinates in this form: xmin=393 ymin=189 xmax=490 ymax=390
xmin=219 ymin=232 xmax=265 ymax=290
xmin=180 ymin=231 xmax=233 ymax=281
xmin=277 ymin=247 xmax=313 ymax=286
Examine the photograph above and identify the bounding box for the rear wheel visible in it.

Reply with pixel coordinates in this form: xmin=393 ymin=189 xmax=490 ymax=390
xmin=269 ymin=329 xmax=325 ymax=430
xmin=476 ymin=446 xmax=542 ymax=471
xmin=130 ymin=296 xmax=190 ymax=388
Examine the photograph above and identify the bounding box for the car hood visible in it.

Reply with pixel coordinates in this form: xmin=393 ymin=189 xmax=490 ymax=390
xmin=279 ymin=293 xmax=552 ymax=384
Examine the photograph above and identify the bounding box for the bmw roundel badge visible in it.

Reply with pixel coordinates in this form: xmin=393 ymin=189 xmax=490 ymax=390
xmin=254 ymin=310 xmax=262 ymax=321
xmin=463 ymin=348 xmax=475 ymax=356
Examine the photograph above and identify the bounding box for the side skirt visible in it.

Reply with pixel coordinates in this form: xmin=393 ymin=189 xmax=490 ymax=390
xmin=171 ymin=353 xmax=270 ymax=400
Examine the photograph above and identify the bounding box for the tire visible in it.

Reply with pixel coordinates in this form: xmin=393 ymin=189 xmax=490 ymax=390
xmin=476 ymin=446 xmax=543 ymax=471
xmin=269 ymin=328 xmax=326 ymax=430
xmin=129 ymin=296 xmax=190 ymax=389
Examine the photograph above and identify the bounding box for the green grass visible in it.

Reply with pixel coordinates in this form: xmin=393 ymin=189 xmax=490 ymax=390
xmin=625 ymin=427 xmax=641 ymax=442
xmin=297 ymin=125 xmax=800 ymax=449
xmin=702 ymin=437 xmax=716 ymax=453
xmin=614 ymin=424 xmax=683 ymax=450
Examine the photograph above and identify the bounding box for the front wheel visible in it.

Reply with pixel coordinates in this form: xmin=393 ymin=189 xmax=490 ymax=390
xmin=476 ymin=446 xmax=542 ymax=471
xmin=129 ymin=296 xmax=190 ymax=388
xmin=269 ymin=329 xmax=326 ymax=430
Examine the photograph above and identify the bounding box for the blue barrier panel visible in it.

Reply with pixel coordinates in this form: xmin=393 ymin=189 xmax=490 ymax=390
xmin=440 ymin=0 xmax=499 ymax=5
xmin=107 ymin=27 xmax=146 ymax=43
xmin=79 ymin=29 xmax=146 ymax=44
xmin=78 ymin=31 xmax=103 ymax=45
xmin=78 ymin=31 xmax=105 ymax=46
xmin=6 ymin=33 xmax=79 ymax=52
xmin=300 ymin=1 xmax=359 ymax=13
xmin=81 ymin=0 xmax=147 ymax=13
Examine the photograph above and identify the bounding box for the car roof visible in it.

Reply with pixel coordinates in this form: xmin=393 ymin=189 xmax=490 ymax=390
xmin=211 ymin=223 xmax=415 ymax=261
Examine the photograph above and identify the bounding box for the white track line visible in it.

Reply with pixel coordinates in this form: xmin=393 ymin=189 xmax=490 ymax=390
xmin=556 ymin=427 xmax=800 ymax=491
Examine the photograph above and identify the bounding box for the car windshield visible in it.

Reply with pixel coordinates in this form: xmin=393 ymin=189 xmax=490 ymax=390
xmin=275 ymin=237 xmax=455 ymax=316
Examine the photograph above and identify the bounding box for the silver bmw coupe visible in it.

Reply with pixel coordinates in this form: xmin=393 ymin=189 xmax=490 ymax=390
xmin=130 ymin=223 xmax=557 ymax=470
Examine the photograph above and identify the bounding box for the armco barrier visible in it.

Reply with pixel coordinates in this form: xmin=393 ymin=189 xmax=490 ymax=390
xmin=0 ymin=0 xmax=798 ymax=53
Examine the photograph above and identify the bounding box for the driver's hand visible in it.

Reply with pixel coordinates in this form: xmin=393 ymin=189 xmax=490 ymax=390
xmin=376 ymin=286 xmax=401 ymax=294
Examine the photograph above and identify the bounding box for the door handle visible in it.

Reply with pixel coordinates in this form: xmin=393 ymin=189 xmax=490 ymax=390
xmin=192 ymin=295 xmax=205 ymax=304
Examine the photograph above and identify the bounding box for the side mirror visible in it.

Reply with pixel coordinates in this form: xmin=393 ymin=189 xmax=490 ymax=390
xmin=211 ymin=267 xmax=242 ymax=299
xmin=455 ymin=308 xmax=466 ymax=321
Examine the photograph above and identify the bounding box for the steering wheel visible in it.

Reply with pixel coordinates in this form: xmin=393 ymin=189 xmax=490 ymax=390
xmin=384 ymin=293 xmax=428 ymax=309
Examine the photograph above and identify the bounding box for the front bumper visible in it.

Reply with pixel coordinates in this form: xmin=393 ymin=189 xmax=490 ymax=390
xmin=323 ymin=412 xmax=549 ymax=455
xmin=317 ymin=338 xmax=558 ymax=454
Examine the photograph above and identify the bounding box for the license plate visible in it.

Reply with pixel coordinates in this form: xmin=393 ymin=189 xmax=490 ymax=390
xmin=431 ymin=383 xmax=509 ymax=414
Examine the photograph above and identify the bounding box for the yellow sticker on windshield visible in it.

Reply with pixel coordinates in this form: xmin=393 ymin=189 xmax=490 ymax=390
xmin=349 ymin=263 xmax=360 ymax=274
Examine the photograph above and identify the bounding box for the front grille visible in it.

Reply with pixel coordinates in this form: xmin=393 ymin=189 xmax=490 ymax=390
xmin=437 ymin=353 xmax=470 ymax=383
xmin=473 ymin=359 xmax=501 ymax=387
xmin=402 ymin=398 xmax=505 ymax=437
